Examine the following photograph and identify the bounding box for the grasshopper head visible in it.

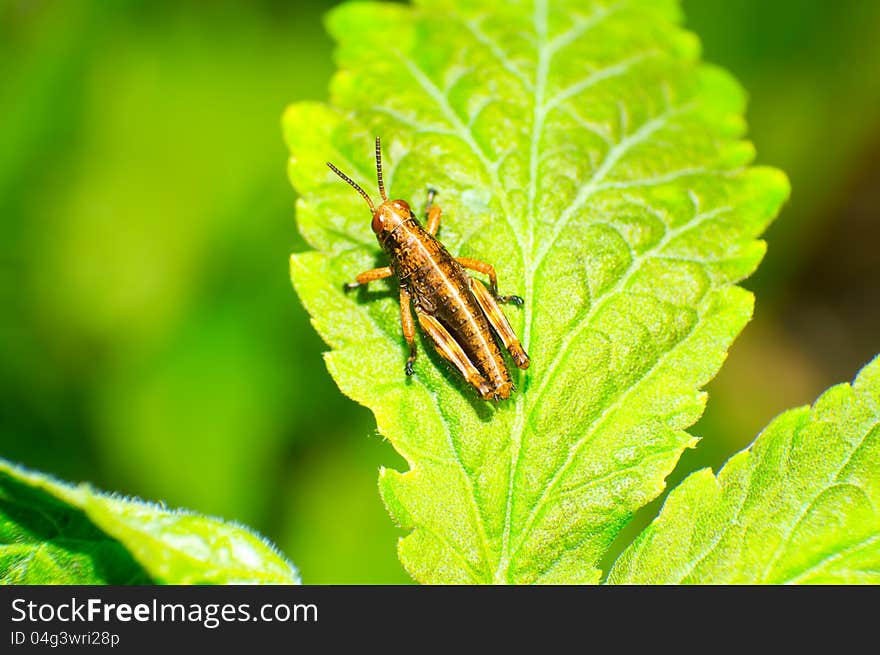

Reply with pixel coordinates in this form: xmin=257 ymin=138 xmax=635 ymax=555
xmin=371 ymin=199 xmax=411 ymax=236
xmin=327 ymin=137 xmax=413 ymax=239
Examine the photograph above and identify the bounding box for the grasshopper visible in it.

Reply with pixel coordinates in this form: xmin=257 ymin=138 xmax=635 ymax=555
xmin=328 ymin=138 xmax=530 ymax=401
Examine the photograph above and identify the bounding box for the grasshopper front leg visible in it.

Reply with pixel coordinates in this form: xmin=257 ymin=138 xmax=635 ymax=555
xmin=343 ymin=266 xmax=393 ymax=291
xmin=425 ymin=188 xmax=441 ymax=236
xmin=344 ymin=266 xmax=416 ymax=375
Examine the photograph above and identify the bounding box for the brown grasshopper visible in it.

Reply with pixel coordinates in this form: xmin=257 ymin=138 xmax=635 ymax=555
xmin=328 ymin=138 xmax=530 ymax=401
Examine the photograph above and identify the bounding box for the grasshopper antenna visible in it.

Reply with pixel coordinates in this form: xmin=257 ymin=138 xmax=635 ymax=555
xmin=375 ymin=137 xmax=388 ymax=201
xmin=327 ymin=162 xmax=375 ymax=212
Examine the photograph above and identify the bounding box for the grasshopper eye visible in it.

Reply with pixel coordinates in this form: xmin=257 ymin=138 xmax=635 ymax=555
xmin=371 ymin=211 xmax=384 ymax=233
xmin=393 ymin=200 xmax=411 ymax=212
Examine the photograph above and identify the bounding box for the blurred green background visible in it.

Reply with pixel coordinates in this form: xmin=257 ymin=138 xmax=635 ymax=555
xmin=1 ymin=0 xmax=878 ymax=583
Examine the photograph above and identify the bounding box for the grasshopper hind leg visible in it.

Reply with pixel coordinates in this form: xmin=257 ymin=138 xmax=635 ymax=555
xmin=415 ymin=309 xmax=494 ymax=400
xmin=469 ymin=278 xmax=530 ymax=370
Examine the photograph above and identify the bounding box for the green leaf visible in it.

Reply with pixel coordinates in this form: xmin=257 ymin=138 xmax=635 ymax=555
xmin=0 ymin=459 xmax=300 ymax=584
xmin=608 ymin=355 xmax=880 ymax=584
xmin=284 ymin=0 xmax=788 ymax=583
xmin=0 ymin=465 xmax=150 ymax=584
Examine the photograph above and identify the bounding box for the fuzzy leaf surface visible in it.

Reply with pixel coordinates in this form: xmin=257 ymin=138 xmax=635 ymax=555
xmin=0 ymin=459 xmax=300 ymax=584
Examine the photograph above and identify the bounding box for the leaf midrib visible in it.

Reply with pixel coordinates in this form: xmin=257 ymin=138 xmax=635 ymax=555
xmin=498 ymin=3 xmax=702 ymax=582
xmin=494 ymin=0 xmax=551 ymax=585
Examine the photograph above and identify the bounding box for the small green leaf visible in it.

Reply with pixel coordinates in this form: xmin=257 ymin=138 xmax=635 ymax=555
xmin=609 ymin=355 xmax=880 ymax=584
xmin=285 ymin=0 xmax=788 ymax=583
xmin=0 ymin=459 xmax=300 ymax=584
